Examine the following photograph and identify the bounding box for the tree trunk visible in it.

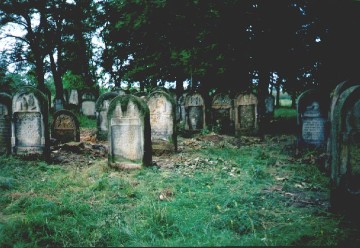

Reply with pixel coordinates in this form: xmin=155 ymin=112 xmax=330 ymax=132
xmin=275 ymin=85 xmax=280 ymax=107
xmin=49 ymin=53 xmax=64 ymax=111
xmin=176 ymin=77 xmax=184 ymax=97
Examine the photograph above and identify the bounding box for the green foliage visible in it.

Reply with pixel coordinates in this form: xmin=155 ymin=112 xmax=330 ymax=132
xmin=62 ymin=71 xmax=86 ymax=90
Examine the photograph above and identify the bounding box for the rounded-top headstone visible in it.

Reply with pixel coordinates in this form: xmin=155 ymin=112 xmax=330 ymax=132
xmin=234 ymin=92 xmax=258 ymax=135
xmin=184 ymin=92 xmax=206 ymax=131
xmin=147 ymin=91 xmax=177 ymax=154
xmin=211 ymin=93 xmax=233 ymax=134
xmin=11 ymin=86 xmax=49 ymax=159
xmin=95 ymin=92 xmax=119 ymax=140
xmin=107 ymin=94 xmax=152 ymax=169
xmin=51 ymin=109 xmax=80 ymax=143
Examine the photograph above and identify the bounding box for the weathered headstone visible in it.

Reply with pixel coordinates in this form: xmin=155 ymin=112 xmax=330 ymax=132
xmin=330 ymin=85 xmax=360 ymax=213
xmin=184 ymin=92 xmax=206 ymax=131
xmin=0 ymin=93 xmax=12 ymax=155
xmin=264 ymin=94 xmax=275 ymax=118
xmin=68 ymin=89 xmax=79 ymax=106
xmin=297 ymin=89 xmax=329 ymax=147
xmin=53 ymin=98 xmax=65 ymax=112
xmin=234 ymin=93 xmax=258 ymax=135
xmin=51 ymin=110 xmax=80 ymax=143
xmin=111 ymin=87 xmax=127 ymax=95
xmin=211 ymin=93 xmax=234 ymax=134
xmin=95 ymin=92 xmax=118 ymax=140
xmin=147 ymin=91 xmax=177 ymax=154
xmin=108 ymin=95 xmax=152 ymax=169
xmin=81 ymin=91 xmax=96 ymax=118
xmin=176 ymin=93 xmax=187 ymax=126
xmin=11 ymin=86 xmax=49 ymax=159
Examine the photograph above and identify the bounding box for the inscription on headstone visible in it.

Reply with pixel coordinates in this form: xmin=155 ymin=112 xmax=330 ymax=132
xmin=11 ymin=87 xmax=49 ymax=158
xmin=81 ymin=92 xmax=96 ymax=117
xmin=211 ymin=93 xmax=233 ymax=134
xmin=52 ymin=110 xmax=79 ymax=143
xmin=108 ymin=95 xmax=151 ymax=169
xmin=185 ymin=93 xmax=205 ymax=131
xmin=239 ymin=104 xmax=255 ymax=129
xmin=234 ymin=93 xmax=258 ymax=135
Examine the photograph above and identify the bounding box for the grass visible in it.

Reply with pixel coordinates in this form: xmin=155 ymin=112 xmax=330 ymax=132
xmin=0 ymin=133 xmax=355 ymax=247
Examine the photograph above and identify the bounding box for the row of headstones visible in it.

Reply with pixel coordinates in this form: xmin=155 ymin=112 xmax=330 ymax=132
xmin=0 ymin=87 xmax=81 ymax=159
xmin=296 ymin=81 xmax=360 ymax=211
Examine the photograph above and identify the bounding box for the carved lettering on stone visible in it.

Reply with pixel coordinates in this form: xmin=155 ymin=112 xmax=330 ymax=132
xmin=15 ymin=112 xmax=42 ymax=147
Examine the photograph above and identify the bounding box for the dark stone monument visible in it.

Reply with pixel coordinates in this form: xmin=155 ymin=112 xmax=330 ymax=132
xmin=0 ymin=93 xmax=12 ymax=155
xmin=184 ymin=92 xmax=206 ymax=131
xmin=147 ymin=91 xmax=177 ymax=154
xmin=111 ymin=87 xmax=127 ymax=95
xmin=108 ymin=95 xmax=152 ymax=169
xmin=95 ymin=92 xmax=119 ymax=140
xmin=176 ymin=93 xmax=187 ymax=126
xmin=264 ymin=94 xmax=275 ymax=118
xmin=330 ymin=85 xmax=360 ymax=215
xmin=211 ymin=93 xmax=234 ymax=134
xmin=51 ymin=110 xmax=80 ymax=143
xmin=11 ymin=86 xmax=49 ymax=159
xmin=234 ymin=93 xmax=258 ymax=135
xmin=297 ymin=89 xmax=329 ymax=148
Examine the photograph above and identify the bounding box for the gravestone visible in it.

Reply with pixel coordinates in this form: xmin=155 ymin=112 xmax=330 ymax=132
xmin=53 ymin=98 xmax=65 ymax=112
xmin=95 ymin=92 xmax=119 ymax=140
xmin=11 ymin=86 xmax=49 ymax=159
xmin=264 ymin=94 xmax=275 ymax=118
xmin=326 ymin=80 xmax=359 ymax=170
xmin=297 ymin=89 xmax=329 ymax=148
xmin=81 ymin=91 xmax=96 ymax=118
xmin=147 ymin=91 xmax=177 ymax=154
xmin=111 ymin=87 xmax=127 ymax=95
xmin=330 ymin=85 xmax=360 ymax=213
xmin=211 ymin=93 xmax=234 ymax=134
xmin=184 ymin=92 xmax=206 ymax=131
xmin=0 ymin=93 xmax=12 ymax=155
xmin=176 ymin=93 xmax=187 ymax=126
xmin=234 ymin=93 xmax=258 ymax=135
xmin=68 ymin=89 xmax=79 ymax=106
xmin=108 ymin=95 xmax=152 ymax=169
xmin=51 ymin=110 xmax=80 ymax=143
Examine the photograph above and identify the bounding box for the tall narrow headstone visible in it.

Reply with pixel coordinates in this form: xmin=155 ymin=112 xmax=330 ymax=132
xmin=211 ymin=93 xmax=234 ymax=134
xmin=264 ymin=94 xmax=275 ymax=118
xmin=234 ymin=93 xmax=258 ymax=135
xmin=184 ymin=92 xmax=206 ymax=131
xmin=147 ymin=91 xmax=177 ymax=154
xmin=95 ymin=92 xmax=118 ymax=140
xmin=51 ymin=110 xmax=80 ymax=143
xmin=11 ymin=86 xmax=49 ymax=159
xmin=68 ymin=89 xmax=79 ymax=106
xmin=108 ymin=95 xmax=152 ymax=169
xmin=81 ymin=91 xmax=96 ymax=118
xmin=0 ymin=93 xmax=12 ymax=155
xmin=297 ymin=89 xmax=329 ymax=148
xmin=330 ymin=85 xmax=360 ymax=212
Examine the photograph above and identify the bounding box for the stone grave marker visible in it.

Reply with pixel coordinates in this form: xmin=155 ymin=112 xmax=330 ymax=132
xmin=108 ymin=95 xmax=151 ymax=169
xmin=68 ymin=89 xmax=79 ymax=106
xmin=330 ymin=85 xmax=360 ymax=211
xmin=176 ymin=93 xmax=187 ymax=126
xmin=234 ymin=93 xmax=258 ymax=135
xmin=11 ymin=86 xmax=49 ymax=159
xmin=211 ymin=93 xmax=233 ymax=134
xmin=111 ymin=87 xmax=127 ymax=95
xmin=51 ymin=110 xmax=80 ymax=143
xmin=297 ymin=89 xmax=329 ymax=147
xmin=0 ymin=93 xmax=12 ymax=155
xmin=81 ymin=91 xmax=96 ymax=118
xmin=265 ymin=94 xmax=275 ymax=118
xmin=95 ymin=92 xmax=119 ymax=140
xmin=147 ymin=91 xmax=176 ymax=154
xmin=184 ymin=92 xmax=206 ymax=131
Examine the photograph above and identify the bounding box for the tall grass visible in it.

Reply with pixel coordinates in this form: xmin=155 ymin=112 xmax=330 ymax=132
xmin=0 ymin=131 xmax=354 ymax=247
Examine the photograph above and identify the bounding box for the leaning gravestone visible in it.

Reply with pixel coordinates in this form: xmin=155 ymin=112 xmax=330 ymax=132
xmin=330 ymin=85 xmax=360 ymax=212
xmin=0 ymin=93 xmax=12 ymax=155
xmin=211 ymin=93 xmax=233 ymax=134
xmin=81 ymin=91 xmax=96 ymax=118
xmin=95 ymin=92 xmax=118 ymax=140
xmin=108 ymin=95 xmax=152 ymax=169
xmin=297 ymin=89 xmax=329 ymax=148
xmin=234 ymin=93 xmax=258 ymax=135
xmin=184 ymin=92 xmax=206 ymax=131
xmin=11 ymin=86 xmax=49 ymax=159
xmin=51 ymin=110 xmax=80 ymax=143
xmin=147 ymin=91 xmax=177 ymax=154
